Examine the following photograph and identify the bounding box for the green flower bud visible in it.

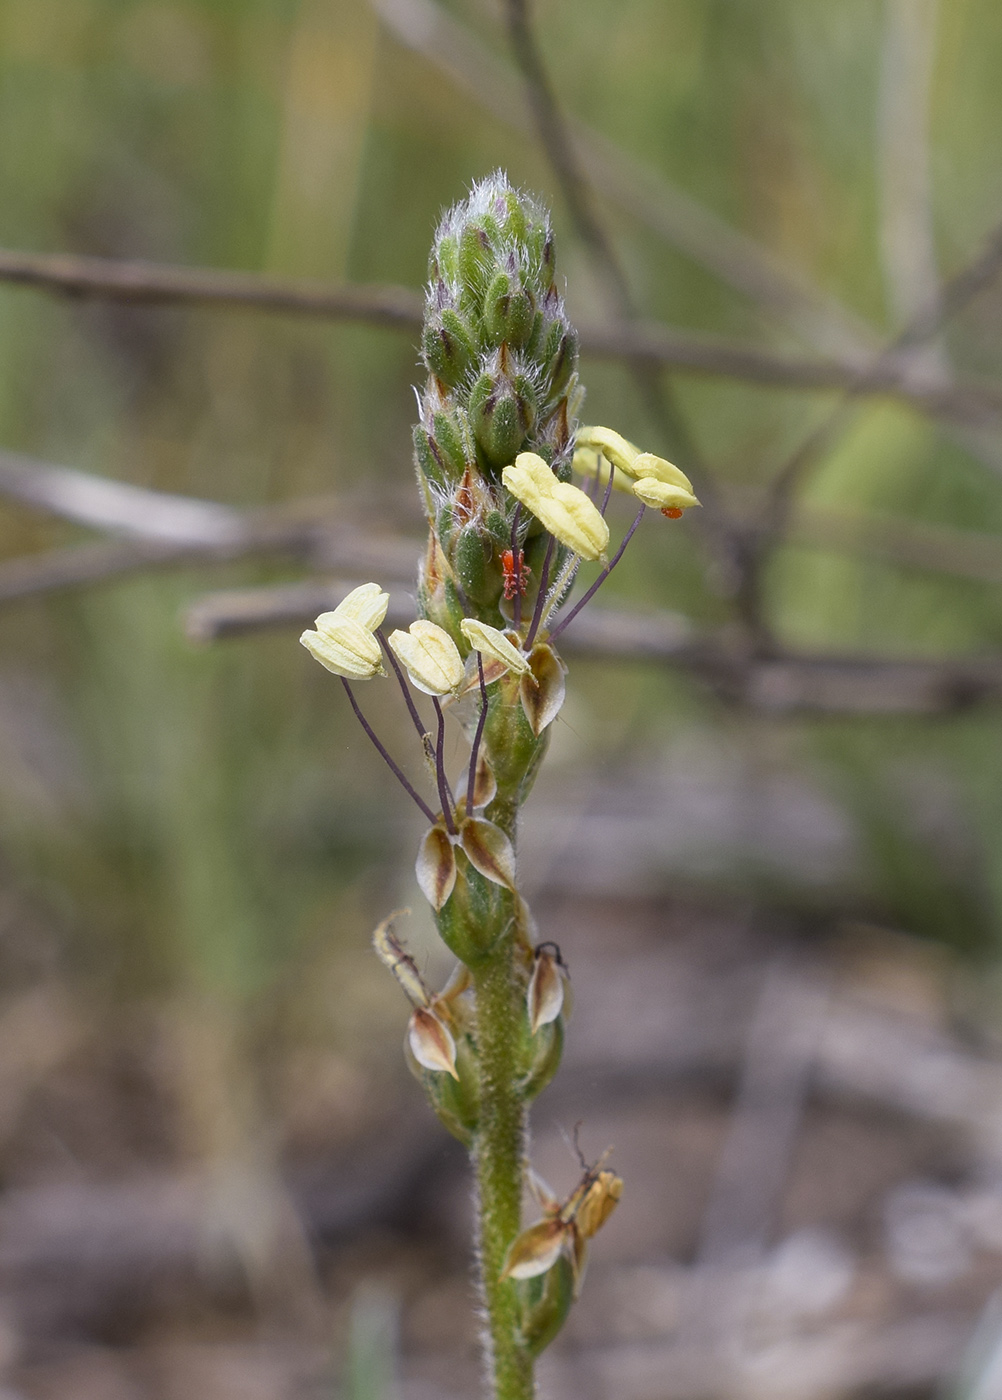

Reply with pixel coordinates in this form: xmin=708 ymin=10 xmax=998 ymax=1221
xmin=484 ymin=271 xmax=535 ymax=349
xmin=544 ymin=326 xmax=579 ymax=402
xmin=422 ymin=308 xmax=477 ymax=386
xmin=455 ymin=525 xmax=501 ymax=608
xmin=413 ymin=424 xmax=450 ymax=490
xmin=470 ymin=374 xmax=537 ymax=468
xmin=431 ymin=232 xmax=460 ymax=285
xmin=432 ymin=408 xmax=476 ymax=478
xmin=416 ymin=175 xmax=584 ymax=629
xmin=458 ymin=224 xmax=495 ymax=309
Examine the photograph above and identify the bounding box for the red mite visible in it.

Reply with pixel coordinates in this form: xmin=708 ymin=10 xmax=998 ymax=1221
xmin=661 ymin=507 xmax=683 ymax=519
xmin=501 ymin=548 xmax=530 ymax=599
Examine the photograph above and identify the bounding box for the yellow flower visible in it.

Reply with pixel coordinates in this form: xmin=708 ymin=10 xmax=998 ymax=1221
xmin=299 ymin=582 xmax=390 ymax=680
xmin=460 ymin=618 xmax=531 ymax=676
xmin=502 ymin=452 xmax=610 ymax=562
xmin=572 ymin=444 xmax=636 ymax=494
xmin=388 ymin=620 xmax=465 ymax=696
xmin=575 ymin=426 xmax=695 ymax=496
xmin=574 ymin=425 xmax=640 ymax=475
xmin=631 ymin=477 xmax=700 ymax=515
xmin=630 ymin=452 xmax=695 ymax=493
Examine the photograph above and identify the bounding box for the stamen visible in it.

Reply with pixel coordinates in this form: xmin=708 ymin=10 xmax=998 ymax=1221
xmin=340 ymin=678 xmax=437 ymax=824
xmin=466 ymin=653 xmax=489 ymax=815
xmin=525 ymin=533 xmax=556 ymax=649
xmin=378 ymin=629 xmax=427 ymax=743
xmin=432 ymin=696 xmax=457 ymax=834
xmin=549 ymin=505 xmax=646 ymax=643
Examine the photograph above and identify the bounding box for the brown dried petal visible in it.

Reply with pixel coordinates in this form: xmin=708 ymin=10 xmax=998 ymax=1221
xmin=570 ymin=1227 xmax=589 ymax=1299
xmin=527 ymin=949 xmax=565 ymax=1036
xmin=574 ymin=1171 xmax=623 ymax=1241
xmin=460 ymin=817 xmax=516 ymax=890
xmin=520 ymin=644 xmax=566 ymax=736
xmin=408 ymin=1007 xmax=459 ymax=1079
xmin=471 ymin=750 xmax=497 ymax=810
xmin=499 ymin=1218 xmax=569 ymax=1281
xmin=416 ymin=824 xmax=457 ymax=910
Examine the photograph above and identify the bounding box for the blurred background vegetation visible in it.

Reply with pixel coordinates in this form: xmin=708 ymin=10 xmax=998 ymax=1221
xmin=2 ymin=1 xmax=1002 ymax=1397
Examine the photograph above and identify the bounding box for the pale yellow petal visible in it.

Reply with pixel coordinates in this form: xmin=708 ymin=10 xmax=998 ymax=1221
xmin=461 ymin=618 xmax=531 ymax=676
xmin=300 ymin=618 xmax=384 ymax=679
xmin=389 ymin=620 xmax=465 ymax=696
xmin=331 ymin=581 xmax=390 ymax=631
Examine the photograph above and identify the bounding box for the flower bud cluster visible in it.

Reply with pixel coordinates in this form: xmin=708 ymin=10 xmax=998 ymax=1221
xmin=414 ymin=173 xmax=582 ymax=634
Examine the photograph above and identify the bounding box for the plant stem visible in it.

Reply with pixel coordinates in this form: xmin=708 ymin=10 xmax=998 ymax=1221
xmin=473 ymin=940 xmax=533 ymax=1400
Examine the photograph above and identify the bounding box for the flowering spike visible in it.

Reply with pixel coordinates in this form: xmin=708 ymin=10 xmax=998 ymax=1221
xmin=408 ymin=1006 xmax=460 ymax=1079
xmin=503 ymin=453 xmax=610 ymax=562
xmin=416 ymin=823 xmax=458 ymax=910
xmin=527 ymin=947 xmax=565 ymax=1035
xmin=389 ymin=620 xmax=465 ymax=696
xmin=460 ymin=816 xmax=517 ymax=889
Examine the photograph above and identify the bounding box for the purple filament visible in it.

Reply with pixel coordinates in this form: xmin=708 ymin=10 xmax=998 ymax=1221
xmin=340 ymin=678 xmax=436 ymax=824
xmin=466 ymin=653 xmax=489 ymax=816
xmin=432 ymin=697 xmax=457 ymax=834
xmin=524 ymin=533 xmax=556 ymax=650
xmin=549 ymin=504 xmax=646 ymax=643
xmin=378 ymin=630 xmax=427 ymax=743
xmin=600 ymin=459 xmax=615 ymax=516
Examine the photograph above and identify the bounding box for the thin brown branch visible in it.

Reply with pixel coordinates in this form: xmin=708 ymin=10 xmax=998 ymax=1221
xmin=759 ymin=210 xmax=1002 ymax=578
xmin=0 ymin=450 xmax=420 ymax=599
xmin=185 ymin=580 xmax=422 ymax=643
xmin=370 ymin=0 xmax=873 ymax=358
xmin=502 ymin=0 xmax=631 ymax=316
xmin=3 ymin=248 xmax=1002 ymax=426
xmin=180 ymin=578 xmax=1002 ymax=716
xmin=0 ymin=248 xmax=424 ymax=329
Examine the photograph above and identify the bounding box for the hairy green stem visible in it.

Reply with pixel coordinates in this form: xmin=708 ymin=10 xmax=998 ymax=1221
xmin=473 ymin=942 xmax=533 ymax=1400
